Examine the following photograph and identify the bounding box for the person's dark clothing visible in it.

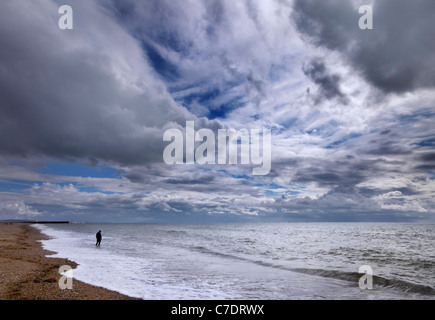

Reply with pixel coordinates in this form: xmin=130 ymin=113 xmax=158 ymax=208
xmin=96 ymin=231 xmax=102 ymax=246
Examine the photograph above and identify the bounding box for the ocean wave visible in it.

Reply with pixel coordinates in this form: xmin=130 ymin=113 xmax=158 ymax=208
xmin=190 ymin=244 xmax=435 ymax=297
xmin=162 ymin=229 xmax=188 ymax=235
xmin=291 ymin=268 xmax=435 ymax=296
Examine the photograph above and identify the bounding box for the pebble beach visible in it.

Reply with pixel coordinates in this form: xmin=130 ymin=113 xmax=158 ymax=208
xmin=0 ymin=222 xmax=138 ymax=300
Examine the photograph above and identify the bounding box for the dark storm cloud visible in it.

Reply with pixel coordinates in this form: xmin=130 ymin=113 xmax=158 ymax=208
xmin=302 ymin=58 xmax=347 ymax=103
xmin=285 ymin=155 xmax=382 ymax=192
xmin=366 ymin=145 xmax=413 ymax=156
xmin=164 ymin=175 xmax=216 ymax=185
xmin=0 ymin=0 xmax=197 ymax=166
xmin=420 ymin=152 xmax=435 ymax=162
xmin=292 ymin=167 xmax=361 ymax=188
xmin=414 ymin=152 xmax=435 ymax=170
xmin=293 ymin=0 xmax=435 ymax=93
xmin=415 ymin=164 xmax=435 ymax=171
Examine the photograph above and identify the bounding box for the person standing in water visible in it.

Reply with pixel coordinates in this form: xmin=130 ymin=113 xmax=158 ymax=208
xmin=96 ymin=230 xmax=102 ymax=246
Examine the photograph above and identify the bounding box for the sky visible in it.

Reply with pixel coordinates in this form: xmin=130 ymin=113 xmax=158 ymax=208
xmin=0 ymin=0 xmax=434 ymax=222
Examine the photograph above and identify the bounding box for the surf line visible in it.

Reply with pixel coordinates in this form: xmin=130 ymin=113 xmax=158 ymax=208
xmin=163 ymin=121 xmax=271 ymax=175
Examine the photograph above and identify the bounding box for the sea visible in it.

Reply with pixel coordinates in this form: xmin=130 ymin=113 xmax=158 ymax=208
xmin=33 ymin=222 xmax=435 ymax=300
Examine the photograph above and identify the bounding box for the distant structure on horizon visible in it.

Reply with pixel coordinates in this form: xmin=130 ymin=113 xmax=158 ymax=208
xmin=0 ymin=219 xmax=69 ymax=224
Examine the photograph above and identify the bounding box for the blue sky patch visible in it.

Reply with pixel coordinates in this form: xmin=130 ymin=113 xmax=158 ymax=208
xmin=38 ymin=162 xmax=122 ymax=179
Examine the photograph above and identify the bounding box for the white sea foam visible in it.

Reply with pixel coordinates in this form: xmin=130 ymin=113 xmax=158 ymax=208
xmin=33 ymin=224 xmax=232 ymax=299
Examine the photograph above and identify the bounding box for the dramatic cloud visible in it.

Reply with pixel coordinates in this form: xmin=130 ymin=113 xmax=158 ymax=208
xmin=293 ymin=0 xmax=435 ymax=93
xmin=0 ymin=0 xmax=434 ymax=222
xmin=104 ymin=0 xmax=306 ymax=117
xmin=0 ymin=0 xmax=197 ymax=165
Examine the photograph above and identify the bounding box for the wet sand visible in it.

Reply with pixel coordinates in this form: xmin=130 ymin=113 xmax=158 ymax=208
xmin=0 ymin=222 xmax=139 ymax=300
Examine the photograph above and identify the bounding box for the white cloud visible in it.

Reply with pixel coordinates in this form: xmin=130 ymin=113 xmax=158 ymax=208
xmin=0 ymin=201 xmax=40 ymax=217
